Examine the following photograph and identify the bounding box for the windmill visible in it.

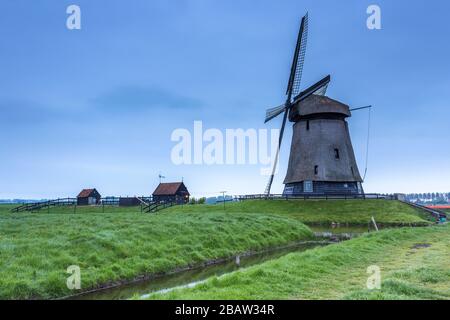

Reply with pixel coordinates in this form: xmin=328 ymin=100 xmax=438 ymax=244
xmin=264 ymin=13 xmax=365 ymax=196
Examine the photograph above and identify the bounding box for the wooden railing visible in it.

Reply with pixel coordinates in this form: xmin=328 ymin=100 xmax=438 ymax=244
xmin=141 ymin=201 xmax=177 ymax=213
xmin=11 ymin=196 xmax=156 ymax=213
xmin=400 ymin=200 xmax=448 ymax=220
xmin=238 ymin=193 xmax=394 ymax=201
xmin=141 ymin=201 xmax=176 ymax=213
xmin=100 ymin=197 xmax=120 ymax=206
xmin=11 ymin=198 xmax=77 ymax=213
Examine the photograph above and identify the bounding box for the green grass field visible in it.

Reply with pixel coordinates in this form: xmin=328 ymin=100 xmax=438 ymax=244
xmin=150 ymin=224 xmax=450 ymax=300
xmin=0 ymin=199 xmax=435 ymax=299
xmin=0 ymin=204 xmax=312 ymax=299
xmin=165 ymin=200 xmax=432 ymax=226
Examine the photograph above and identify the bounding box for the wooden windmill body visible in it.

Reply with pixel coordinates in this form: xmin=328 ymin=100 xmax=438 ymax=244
xmin=283 ymin=94 xmax=363 ymax=195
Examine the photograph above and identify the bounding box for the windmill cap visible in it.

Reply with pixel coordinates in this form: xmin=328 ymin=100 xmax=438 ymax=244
xmin=290 ymin=95 xmax=351 ymax=121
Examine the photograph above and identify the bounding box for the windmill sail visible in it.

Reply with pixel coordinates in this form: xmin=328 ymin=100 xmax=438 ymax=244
xmin=264 ymin=109 xmax=289 ymax=195
xmin=265 ymin=14 xmax=309 ymax=124
xmin=293 ymin=74 xmax=331 ymax=103
xmin=264 ymin=13 xmax=309 ymax=196
xmin=265 ymin=104 xmax=286 ymax=123
xmin=286 ymin=13 xmax=309 ymax=101
xmin=312 ymin=82 xmax=328 ymax=96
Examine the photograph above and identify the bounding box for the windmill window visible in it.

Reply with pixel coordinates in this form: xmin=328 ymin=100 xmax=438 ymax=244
xmin=351 ymin=167 xmax=354 ymax=175
xmin=306 ymin=120 xmax=310 ymax=131
xmin=314 ymin=165 xmax=318 ymax=175
xmin=334 ymin=148 xmax=340 ymax=159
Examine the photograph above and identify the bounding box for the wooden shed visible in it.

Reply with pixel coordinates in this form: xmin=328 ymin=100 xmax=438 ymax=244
xmin=77 ymin=188 xmax=101 ymax=206
xmin=152 ymin=182 xmax=190 ymax=204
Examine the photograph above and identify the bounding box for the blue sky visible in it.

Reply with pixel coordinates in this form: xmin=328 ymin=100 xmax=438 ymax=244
xmin=1 ymin=0 xmax=449 ymax=199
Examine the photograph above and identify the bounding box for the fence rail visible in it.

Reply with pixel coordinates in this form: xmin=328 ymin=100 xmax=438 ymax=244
xmin=400 ymin=200 xmax=448 ymax=220
xmin=101 ymin=197 xmax=120 ymax=206
xmin=237 ymin=193 xmax=395 ymax=201
xmin=141 ymin=201 xmax=176 ymax=213
xmin=11 ymin=196 xmax=154 ymax=213
xmin=11 ymin=198 xmax=77 ymax=213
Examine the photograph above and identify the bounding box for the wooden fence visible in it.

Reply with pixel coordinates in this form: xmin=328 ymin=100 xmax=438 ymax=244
xmin=11 ymin=196 xmax=154 ymax=213
xmin=237 ymin=193 xmax=395 ymax=201
xmin=11 ymin=198 xmax=77 ymax=213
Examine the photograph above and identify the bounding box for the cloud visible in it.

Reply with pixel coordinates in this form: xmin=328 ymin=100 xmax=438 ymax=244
xmin=92 ymin=85 xmax=203 ymax=112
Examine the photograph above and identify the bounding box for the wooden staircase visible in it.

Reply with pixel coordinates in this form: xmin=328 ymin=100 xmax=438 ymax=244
xmin=141 ymin=201 xmax=177 ymax=213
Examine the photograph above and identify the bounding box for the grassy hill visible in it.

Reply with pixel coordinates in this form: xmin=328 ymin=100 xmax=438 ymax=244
xmin=149 ymin=224 xmax=450 ymax=300
xmin=165 ymin=199 xmax=432 ymax=226
xmin=0 ymin=205 xmax=312 ymax=299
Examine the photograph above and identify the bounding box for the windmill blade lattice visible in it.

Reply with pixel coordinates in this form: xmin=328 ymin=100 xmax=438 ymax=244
xmin=312 ymin=82 xmax=328 ymax=96
xmin=265 ymin=104 xmax=287 ymax=123
xmin=290 ymin=13 xmax=309 ymax=100
xmin=293 ymin=75 xmax=331 ymax=104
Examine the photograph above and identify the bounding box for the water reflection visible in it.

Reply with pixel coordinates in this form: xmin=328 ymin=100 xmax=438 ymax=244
xmin=70 ymin=242 xmax=322 ymax=300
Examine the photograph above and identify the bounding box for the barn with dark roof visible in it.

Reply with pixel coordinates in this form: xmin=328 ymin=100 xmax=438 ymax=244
xmin=152 ymin=182 xmax=190 ymax=204
xmin=77 ymin=188 xmax=101 ymax=206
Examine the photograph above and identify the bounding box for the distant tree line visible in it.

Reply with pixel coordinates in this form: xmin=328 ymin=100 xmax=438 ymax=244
xmin=189 ymin=197 xmax=206 ymax=205
xmin=0 ymin=199 xmax=47 ymax=204
xmin=405 ymin=192 xmax=450 ymax=205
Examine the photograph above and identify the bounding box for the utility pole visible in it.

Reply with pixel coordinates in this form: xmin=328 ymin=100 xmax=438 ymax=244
xmin=220 ymin=191 xmax=227 ymax=210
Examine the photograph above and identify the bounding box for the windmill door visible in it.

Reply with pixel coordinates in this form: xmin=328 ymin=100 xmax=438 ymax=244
xmin=303 ymin=181 xmax=313 ymax=193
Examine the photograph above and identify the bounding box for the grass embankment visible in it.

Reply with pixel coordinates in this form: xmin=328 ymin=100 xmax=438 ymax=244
xmin=166 ymin=200 xmax=432 ymax=226
xmin=0 ymin=205 xmax=312 ymax=299
xmin=150 ymin=224 xmax=450 ymax=300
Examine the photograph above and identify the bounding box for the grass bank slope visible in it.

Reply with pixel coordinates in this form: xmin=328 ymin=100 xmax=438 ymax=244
xmin=165 ymin=200 xmax=432 ymax=226
xmin=0 ymin=205 xmax=312 ymax=299
xmin=151 ymin=224 xmax=450 ymax=300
